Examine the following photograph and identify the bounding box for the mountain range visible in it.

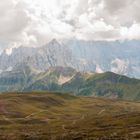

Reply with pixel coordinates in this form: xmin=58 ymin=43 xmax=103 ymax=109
xmin=0 ymin=39 xmax=140 ymax=139
xmin=0 ymin=39 xmax=140 ymax=78
xmin=0 ymin=64 xmax=140 ymax=101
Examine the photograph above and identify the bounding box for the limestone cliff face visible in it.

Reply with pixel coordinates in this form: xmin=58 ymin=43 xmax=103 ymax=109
xmin=0 ymin=39 xmax=140 ymax=78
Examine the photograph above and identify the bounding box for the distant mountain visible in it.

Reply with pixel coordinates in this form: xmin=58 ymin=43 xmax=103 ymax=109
xmin=62 ymin=39 xmax=140 ymax=77
xmin=0 ymin=39 xmax=74 ymax=72
xmin=0 ymin=65 xmax=140 ymax=101
xmin=0 ymin=39 xmax=140 ymax=78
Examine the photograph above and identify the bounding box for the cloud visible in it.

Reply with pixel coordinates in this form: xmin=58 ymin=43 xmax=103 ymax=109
xmin=0 ymin=0 xmax=140 ymax=50
xmin=121 ymin=23 xmax=140 ymax=40
xmin=0 ymin=0 xmax=33 ymax=48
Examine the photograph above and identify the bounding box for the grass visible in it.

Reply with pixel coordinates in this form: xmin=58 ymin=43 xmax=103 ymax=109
xmin=0 ymin=91 xmax=139 ymax=139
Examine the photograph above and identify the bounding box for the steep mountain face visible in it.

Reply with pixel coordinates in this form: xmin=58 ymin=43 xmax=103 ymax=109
xmin=0 ymin=65 xmax=140 ymax=101
xmin=0 ymin=39 xmax=140 ymax=78
xmin=0 ymin=47 xmax=37 ymax=72
xmin=0 ymin=39 xmax=75 ymax=72
xmin=62 ymin=39 xmax=140 ymax=77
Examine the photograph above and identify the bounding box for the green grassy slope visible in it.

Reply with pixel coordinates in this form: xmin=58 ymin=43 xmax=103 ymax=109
xmin=63 ymin=72 xmax=140 ymax=100
xmin=0 ymin=91 xmax=139 ymax=139
xmin=0 ymin=66 xmax=140 ymax=101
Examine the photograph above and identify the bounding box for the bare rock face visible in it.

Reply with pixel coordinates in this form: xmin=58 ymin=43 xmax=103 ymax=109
xmin=0 ymin=39 xmax=140 ymax=78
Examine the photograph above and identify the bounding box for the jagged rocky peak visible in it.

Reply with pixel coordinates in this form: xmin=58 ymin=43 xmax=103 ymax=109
xmin=42 ymin=39 xmax=61 ymax=49
xmin=0 ymin=39 xmax=140 ymax=78
xmin=50 ymin=38 xmax=60 ymax=45
xmin=13 ymin=62 xmax=31 ymax=73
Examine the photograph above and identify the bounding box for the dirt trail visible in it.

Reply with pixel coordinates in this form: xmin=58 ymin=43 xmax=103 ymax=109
xmin=98 ymin=109 xmax=106 ymax=115
xmin=2 ymin=115 xmax=15 ymax=124
xmin=25 ymin=110 xmax=45 ymax=119
xmin=25 ymin=109 xmax=62 ymax=119
xmin=62 ymin=114 xmax=85 ymax=131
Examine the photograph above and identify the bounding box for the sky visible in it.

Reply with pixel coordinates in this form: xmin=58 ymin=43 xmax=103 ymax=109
xmin=0 ymin=0 xmax=140 ymax=50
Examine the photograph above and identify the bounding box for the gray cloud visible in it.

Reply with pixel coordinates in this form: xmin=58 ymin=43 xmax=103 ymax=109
xmin=0 ymin=0 xmax=140 ymax=50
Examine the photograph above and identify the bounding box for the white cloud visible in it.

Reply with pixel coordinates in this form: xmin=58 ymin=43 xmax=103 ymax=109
xmin=111 ymin=58 xmax=129 ymax=75
xmin=0 ymin=0 xmax=140 ymax=50
xmin=121 ymin=23 xmax=140 ymax=40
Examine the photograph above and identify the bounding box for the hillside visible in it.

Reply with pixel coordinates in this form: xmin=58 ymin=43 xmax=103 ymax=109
xmin=62 ymin=71 xmax=140 ymax=100
xmin=0 ymin=92 xmax=139 ymax=139
xmin=0 ymin=66 xmax=140 ymax=101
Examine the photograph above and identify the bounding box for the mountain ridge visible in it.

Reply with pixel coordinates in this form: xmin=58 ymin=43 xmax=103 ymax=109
xmin=0 ymin=65 xmax=140 ymax=101
xmin=0 ymin=39 xmax=140 ymax=78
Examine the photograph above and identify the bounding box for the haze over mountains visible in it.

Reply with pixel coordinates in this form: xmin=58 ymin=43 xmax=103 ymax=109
xmin=0 ymin=39 xmax=140 ymax=78
xmin=0 ymin=39 xmax=140 ymax=100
